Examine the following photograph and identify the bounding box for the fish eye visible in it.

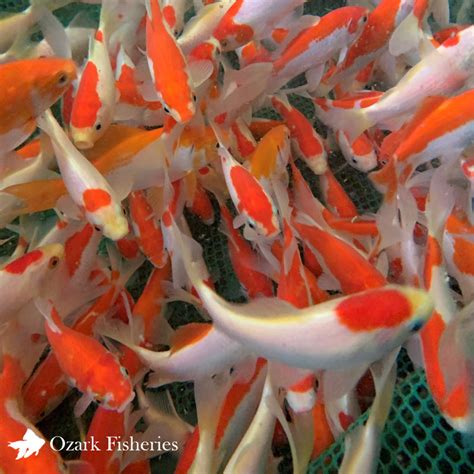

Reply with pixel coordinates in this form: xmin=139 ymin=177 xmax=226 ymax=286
xmin=362 ymin=15 xmax=368 ymax=22
xmin=409 ymin=320 xmax=424 ymax=332
xmin=48 ymin=256 xmax=60 ymax=269
xmin=215 ymin=142 xmax=220 ymax=149
xmin=94 ymin=225 xmax=101 ymax=232
xmin=95 ymin=123 xmax=102 ymax=131
xmin=163 ymin=105 xmax=170 ymax=114
xmin=57 ymin=72 xmax=68 ymax=86
xmin=193 ymin=94 xmax=197 ymax=102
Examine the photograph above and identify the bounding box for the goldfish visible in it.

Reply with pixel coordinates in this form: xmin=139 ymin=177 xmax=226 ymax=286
xmin=36 ymin=298 xmax=134 ymax=412
xmin=327 ymin=0 xmax=414 ymax=88
xmin=145 ymin=0 xmax=196 ymax=123
xmin=219 ymin=145 xmax=280 ymax=238
xmin=393 ymin=89 xmax=474 ymax=171
xmin=213 ymin=0 xmax=306 ymax=51
xmin=129 ymin=190 xmax=168 ymax=268
xmin=270 ymin=94 xmax=327 ymax=174
xmin=272 ymin=6 xmax=368 ymax=86
xmin=37 ymin=109 xmax=129 ymax=240
xmin=0 ymin=243 xmax=63 ymax=324
xmin=318 ymin=26 xmax=474 ymax=140
xmin=339 ymin=350 xmax=398 ymax=474
xmin=170 ymin=218 xmax=433 ymax=370
xmin=0 ymin=57 xmax=75 ymax=152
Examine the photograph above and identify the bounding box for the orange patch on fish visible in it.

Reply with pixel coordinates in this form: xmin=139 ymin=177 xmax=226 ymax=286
xmin=65 ymin=224 xmax=94 ymax=277
xmin=453 ymin=237 xmax=474 ymax=275
xmin=71 ymin=62 xmax=101 ymax=128
xmin=83 ymin=188 xmax=112 ymax=212
xmin=163 ymin=5 xmax=177 ymax=29
xmin=336 ymin=289 xmax=412 ymax=331
xmin=214 ymin=358 xmax=266 ymax=449
xmin=290 ymin=374 xmax=315 ymax=393
xmin=230 ymin=166 xmax=278 ymax=235
xmin=4 ymin=249 xmax=43 ymax=274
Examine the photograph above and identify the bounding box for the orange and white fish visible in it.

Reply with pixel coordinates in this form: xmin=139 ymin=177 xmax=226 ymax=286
xmin=389 ymin=0 xmax=450 ymax=55
xmin=70 ymin=3 xmax=117 ymax=149
xmin=196 ymin=277 xmax=430 ymax=371
xmin=0 ymin=243 xmax=63 ymax=324
xmin=319 ymin=168 xmax=358 ymax=219
xmin=419 ymin=165 xmax=474 ymax=433
xmin=394 ymin=89 xmax=474 ymax=172
xmin=271 ymin=94 xmax=327 ymax=175
xmin=219 ymin=203 xmax=274 ymax=298
xmin=292 ymin=216 xmax=386 ymax=294
xmin=212 ymin=0 xmax=306 ymax=51
xmin=328 ymin=0 xmax=414 ymax=88
xmin=229 ymin=117 xmax=257 ymax=160
xmin=171 ymin=218 xmax=432 ymax=370
xmin=178 ymin=0 xmax=233 ymax=54
xmin=438 ymin=300 xmax=474 ymax=433
xmin=0 ymin=57 xmax=75 ymax=153
xmin=129 ymin=190 xmax=168 ymax=268
xmin=213 ymin=358 xmax=267 ymax=471
xmin=339 ymin=350 xmax=398 ymax=473
xmin=222 ymin=371 xmax=277 ymax=473
xmin=175 ymin=360 xmax=261 ymax=473
xmin=23 ymin=251 xmax=139 ymax=421
xmin=102 ymin=319 xmax=245 ymax=384
xmin=321 ymin=26 xmax=474 ymax=140
xmin=37 ymin=109 xmax=129 ymax=240
xmin=145 ymin=0 xmax=196 ymax=123
xmin=271 ymin=6 xmax=368 ymax=86
xmin=114 ymin=45 xmax=164 ymax=126
xmin=36 ymin=298 xmax=134 ymax=412
xmin=272 ymin=180 xmax=313 ymax=309
xmin=220 ymin=145 xmax=280 ymax=238
xmin=336 ymin=130 xmax=378 ymax=172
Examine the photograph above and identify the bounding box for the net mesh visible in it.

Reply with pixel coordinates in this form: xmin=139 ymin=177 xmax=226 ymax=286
xmin=0 ymin=0 xmax=473 ymax=472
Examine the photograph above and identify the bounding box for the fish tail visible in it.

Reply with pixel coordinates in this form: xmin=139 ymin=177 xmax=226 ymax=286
xmin=315 ymin=105 xmax=373 ymax=143
xmin=389 ymin=13 xmax=421 ymax=57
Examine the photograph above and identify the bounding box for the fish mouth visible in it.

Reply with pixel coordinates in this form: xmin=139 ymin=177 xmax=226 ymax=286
xmin=70 ymin=127 xmax=95 ymax=150
xmin=74 ymin=139 xmax=94 ymax=150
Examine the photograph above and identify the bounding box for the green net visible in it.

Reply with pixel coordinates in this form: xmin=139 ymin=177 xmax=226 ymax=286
xmin=0 ymin=0 xmax=473 ymax=473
